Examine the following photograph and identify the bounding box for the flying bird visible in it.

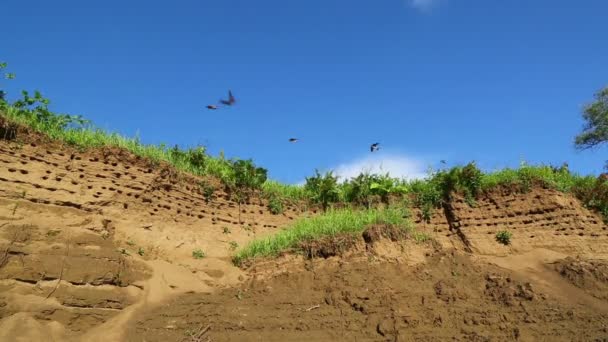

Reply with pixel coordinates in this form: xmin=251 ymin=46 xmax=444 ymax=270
xmin=370 ymin=143 xmax=380 ymax=152
xmin=289 ymin=138 xmax=299 ymax=143
xmin=219 ymin=90 xmax=236 ymax=106
xmin=206 ymin=105 xmax=218 ymax=110
xmin=440 ymin=160 xmax=447 ymax=164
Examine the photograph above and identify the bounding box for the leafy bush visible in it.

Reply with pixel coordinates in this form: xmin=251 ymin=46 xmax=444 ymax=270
xmin=268 ymin=194 xmax=284 ymax=214
xmin=495 ymin=230 xmax=512 ymax=245
xmin=232 ymin=159 xmax=267 ymax=191
xmin=433 ymin=161 xmax=483 ymax=203
xmin=341 ymin=173 xmax=378 ymax=208
xmin=192 ymin=249 xmax=206 ymax=259
xmin=198 ymin=180 xmax=216 ymax=203
xmin=305 ymin=170 xmax=340 ymax=211
xmin=10 ymin=90 xmax=89 ymax=132
xmin=408 ymin=178 xmax=443 ymax=222
xmin=167 ymin=145 xmax=207 ymax=174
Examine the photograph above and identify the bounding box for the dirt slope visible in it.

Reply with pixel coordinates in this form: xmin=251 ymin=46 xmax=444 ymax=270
xmin=129 ymin=247 xmax=608 ymax=342
xmin=0 ymin=131 xmax=302 ymax=341
xmin=2 ymin=128 xmax=608 ymax=341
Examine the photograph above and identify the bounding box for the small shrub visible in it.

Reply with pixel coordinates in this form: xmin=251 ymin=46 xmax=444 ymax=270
xmin=229 ymin=241 xmax=238 ymax=251
xmin=199 ymin=180 xmax=216 ymax=203
xmin=409 ymin=179 xmax=443 ymax=222
xmin=192 ymin=248 xmax=206 ymax=259
xmin=495 ymin=230 xmax=512 ymax=245
xmin=137 ymin=247 xmax=145 ymax=256
xmin=268 ymin=195 xmax=284 ymax=214
xmin=304 ymin=169 xmax=340 ymax=211
xmin=223 ymin=226 xmax=231 ymax=234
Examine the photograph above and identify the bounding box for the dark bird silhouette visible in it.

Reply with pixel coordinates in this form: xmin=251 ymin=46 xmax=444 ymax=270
xmin=370 ymin=143 xmax=380 ymax=152
xmin=289 ymin=138 xmax=299 ymax=143
xmin=206 ymin=105 xmax=218 ymax=110
xmin=440 ymin=160 xmax=447 ymax=164
xmin=219 ymin=90 xmax=236 ymax=106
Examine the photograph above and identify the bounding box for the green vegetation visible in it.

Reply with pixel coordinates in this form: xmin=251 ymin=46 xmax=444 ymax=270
xmin=341 ymin=172 xmax=408 ymax=208
xmin=192 ymin=249 xmax=206 ymax=259
xmin=229 ymin=241 xmax=238 ymax=251
xmin=575 ymin=85 xmax=608 ymax=151
xmin=198 ymin=180 xmax=216 ymax=203
xmin=413 ymin=232 xmax=431 ymax=243
xmin=262 ymin=181 xmax=307 ymax=202
xmin=304 ymin=170 xmax=341 ymax=211
xmin=495 ymin=230 xmax=512 ymax=245
xmin=233 ymin=206 xmax=410 ymax=265
xmin=267 ymin=194 xmax=284 ymax=214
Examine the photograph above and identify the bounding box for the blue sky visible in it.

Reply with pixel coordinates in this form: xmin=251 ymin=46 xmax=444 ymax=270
xmin=2 ymin=0 xmax=607 ymax=183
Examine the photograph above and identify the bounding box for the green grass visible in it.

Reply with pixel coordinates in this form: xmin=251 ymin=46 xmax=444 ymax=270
xmin=262 ymin=180 xmax=308 ymax=203
xmin=2 ymin=105 xmax=232 ymax=175
xmin=232 ymin=206 xmax=410 ymax=265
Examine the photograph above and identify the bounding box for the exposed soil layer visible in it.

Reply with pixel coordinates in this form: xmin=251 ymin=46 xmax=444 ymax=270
xmin=0 ymin=127 xmax=304 ymax=341
xmin=129 ymin=249 xmax=608 ymax=342
xmin=553 ymin=257 xmax=608 ymax=301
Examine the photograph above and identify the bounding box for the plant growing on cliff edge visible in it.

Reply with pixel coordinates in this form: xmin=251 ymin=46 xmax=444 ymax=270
xmin=198 ymin=180 xmax=216 ymax=203
xmin=226 ymin=159 xmax=268 ymax=222
xmin=304 ymin=170 xmax=340 ymax=211
xmin=267 ymin=194 xmax=284 ymax=214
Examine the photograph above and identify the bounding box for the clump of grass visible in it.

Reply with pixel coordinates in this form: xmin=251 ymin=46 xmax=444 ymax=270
xmin=262 ymin=180 xmax=307 ymax=203
xmin=222 ymin=226 xmax=231 ymax=234
xmin=232 ymin=206 xmax=410 ymax=266
xmin=192 ymin=249 xmax=206 ymax=259
xmin=137 ymin=247 xmax=145 ymax=256
xmin=413 ymin=232 xmax=431 ymax=243
xmin=495 ymin=230 xmax=512 ymax=245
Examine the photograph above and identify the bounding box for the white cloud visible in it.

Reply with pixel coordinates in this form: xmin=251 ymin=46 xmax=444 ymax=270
xmin=332 ymin=153 xmax=428 ymax=182
xmin=409 ymin=0 xmax=439 ymax=11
